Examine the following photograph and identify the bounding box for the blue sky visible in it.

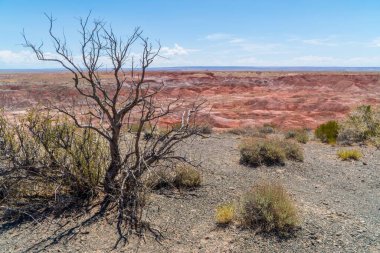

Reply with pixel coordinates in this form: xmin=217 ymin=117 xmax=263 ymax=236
xmin=1 ymin=0 xmax=380 ymax=68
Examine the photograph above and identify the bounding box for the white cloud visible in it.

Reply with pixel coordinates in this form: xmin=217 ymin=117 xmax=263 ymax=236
xmin=369 ymin=37 xmax=380 ymax=47
xmin=0 ymin=50 xmax=37 ymax=65
xmin=204 ymin=33 xmax=233 ymax=41
xmin=160 ymin=44 xmax=197 ymax=56
xmin=228 ymin=38 xmax=245 ymax=44
xmin=292 ymin=55 xmax=336 ymax=64
xmin=301 ymin=38 xmax=337 ymax=46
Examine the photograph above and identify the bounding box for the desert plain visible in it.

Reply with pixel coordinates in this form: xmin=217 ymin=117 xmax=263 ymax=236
xmin=0 ymin=71 xmax=380 ymax=252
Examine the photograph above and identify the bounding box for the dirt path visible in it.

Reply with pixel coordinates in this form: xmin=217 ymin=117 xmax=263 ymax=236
xmin=1 ymin=134 xmax=379 ymax=252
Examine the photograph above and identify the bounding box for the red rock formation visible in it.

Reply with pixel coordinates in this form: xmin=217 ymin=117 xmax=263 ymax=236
xmin=1 ymin=71 xmax=380 ymax=130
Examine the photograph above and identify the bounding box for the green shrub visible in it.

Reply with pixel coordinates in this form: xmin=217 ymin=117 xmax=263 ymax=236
xmin=337 ymin=149 xmax=362 ymax=161
xmin=215 ymin=202 xmax=235 ymax=225
xmin=237 ymin=181 xmax=299 ymax=233
xmin=315 ymin=120 xmax=339 ymax=144
xmin=338 ymin=105 xmax=380 ymax=145
xmin=239 ymin=138 xmax=304 ymax=167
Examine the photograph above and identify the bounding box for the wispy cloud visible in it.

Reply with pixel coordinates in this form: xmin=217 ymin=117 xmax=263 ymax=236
xmin=292 ymin=55 xmax=336 ymax=64
xmin=0 ymin=50 xmax=37 ymax=64
xmin=369 ymin=37 xmax=380 ymax=47
xmin=160 ymin=43 xmax=198 ymax=56
xmin=204 ymin=33 xmax=234 ymax=41
xmin=301 ymin=37 xmax=337 ymax=46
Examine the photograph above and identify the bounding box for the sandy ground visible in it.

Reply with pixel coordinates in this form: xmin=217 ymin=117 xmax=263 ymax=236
xmin=0 ymin=133 xmax=379 ymax=252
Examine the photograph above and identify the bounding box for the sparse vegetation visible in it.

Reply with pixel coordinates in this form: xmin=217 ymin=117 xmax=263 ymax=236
xmin=196 ymin=124 xmax=213 ymax=134
xmin=144 ymin=164 xmax=202 ymax=190
xmin=173 ymin=165 xmax=202 ymax=188
xmin=282 ymin=139 xmax=304 ymax=162
xmin=259 ymin=123 xmax=276 ymax=134
xmin=315 ymin=120 xmax=340 ymax=144
xmin=228 ymin=126 xmax=266 ymax=138
xmin=337 ymin=149 xmax=363 ymax=161
xmin=285 ymin=129 xmax=309 ymax=144
xmin=216 ymin=181 xmax=299 ymax=235
xmin=338 ymin=105 xmax=380 ymax=145
xmin=237 ymin=181 xmax=299 ymax=234
xmin=215 ymin=202 xmax=235 ymax=225
xmin=239 ymin=138 xmax=303 ymax=167
xmin=0 ymin=109 xmax=109 ymax=218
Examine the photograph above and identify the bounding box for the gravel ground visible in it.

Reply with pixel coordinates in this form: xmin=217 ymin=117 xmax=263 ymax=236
xmin=0 ymin=133 xmax=379 ymax=252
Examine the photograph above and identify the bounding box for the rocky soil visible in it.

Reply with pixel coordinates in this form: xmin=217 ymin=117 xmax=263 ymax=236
xmin=1 ymin=133 xmax=379 ymax=252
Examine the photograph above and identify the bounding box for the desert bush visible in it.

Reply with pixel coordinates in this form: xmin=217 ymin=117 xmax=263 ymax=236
xmin=282 ymin=140 xmax=304 ymax=162
xmin=285 ymin=129 xmax=309 ymax=144
xmin=237 ymin=181 xmax=299 ymax=233
xmin=337 ymin=105 xmax=380 ymax=145
xmin=144 ymin=164 xmax=201 ymax=190
xmin=0 ymin=109 xmax=109 ymax=205
xmin=315 ymin=120 xmax=339 ymax=144
xmin=144 ymin=168 xmax=175 ymax=190
xmin=284 ymin=130 xmax=297 ymax=139
xmin=240 ymin=138 xmax=286 ymax=167
xmin=259 ymin=123 xmax=276 ymax=134
xmin=337 ymin=149 xmax=362 ymax=161
xmin=196 ymin=124 xmax=213 ymax=134
xmin=228 ymin=126 xmax=266 ymax=138
xmin=215 ymin=202 xmax=235 ymax=225
xmin=173 ymin=165 xmax=202 ymax=188
xmin=239 ymin=138 xmax=303 ymax=167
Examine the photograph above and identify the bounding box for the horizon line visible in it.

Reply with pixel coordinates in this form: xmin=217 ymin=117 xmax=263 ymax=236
xmin=1 ymin=66 xmax=380 ymax=73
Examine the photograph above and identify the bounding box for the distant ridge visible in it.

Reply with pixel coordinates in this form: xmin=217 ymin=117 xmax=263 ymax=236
xmin=1 ymin=66 xmax=380 ymax=73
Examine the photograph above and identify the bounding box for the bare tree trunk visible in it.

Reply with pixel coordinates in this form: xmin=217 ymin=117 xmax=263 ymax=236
xmin=105 ymin=128 xmax=121 ymax=194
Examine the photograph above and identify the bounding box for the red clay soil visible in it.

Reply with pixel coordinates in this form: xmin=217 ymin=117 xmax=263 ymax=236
xmin=1 ymin=71 xmax=380 ymax=129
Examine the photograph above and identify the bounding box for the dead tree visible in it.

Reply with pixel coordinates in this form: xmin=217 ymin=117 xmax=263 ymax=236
xmin=22 ymin=13 xmax=204 ymax=243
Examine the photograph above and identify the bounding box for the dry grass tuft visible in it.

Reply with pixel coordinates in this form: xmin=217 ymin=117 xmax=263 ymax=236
xmin=337 ymin=149 xmax=362 ymax=161
xmin=173 ymin=165 xmax=202 ymax=188
xmin=215 ymin=202 xmax=235 ymax=225
xmin=238 ymin=181 xmax=299 ymax=234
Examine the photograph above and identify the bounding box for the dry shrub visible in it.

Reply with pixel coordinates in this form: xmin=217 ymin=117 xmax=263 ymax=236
xmin=227 ymin=126 xmax=266 ymax=138
xmin=239 ymin=138 xmax=303 ymax=167
xmin=337 ymin=149 xmax=362 ymax=161
xmin=173 ymin=165 xmax=202 ymax=188
xmin=0 ymin=109 xmax=109 ymax=217
xmin=282 ymin=140 xmax=304 ymax=162
xmin=237 ymin=181 xmax=299 ymax=234
xmin=215 ymin=202 xmax=235 ymax=225
xmin=285 ymin=129 xmax=309 ymax=144
xmin=196 ymin=124 xmax=213 ymax=134
xmin=338 ymin=105 xmax=380 ymax=145
xmin=315 ymin=120 xmax=340 ymax=144
xmin=258 ymin=123 xmax=276 ymax=134
xmin=144 ymin=164 xmax=201 ymax=190
xmin=143 ymin=168 xmax=176 ymax=190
